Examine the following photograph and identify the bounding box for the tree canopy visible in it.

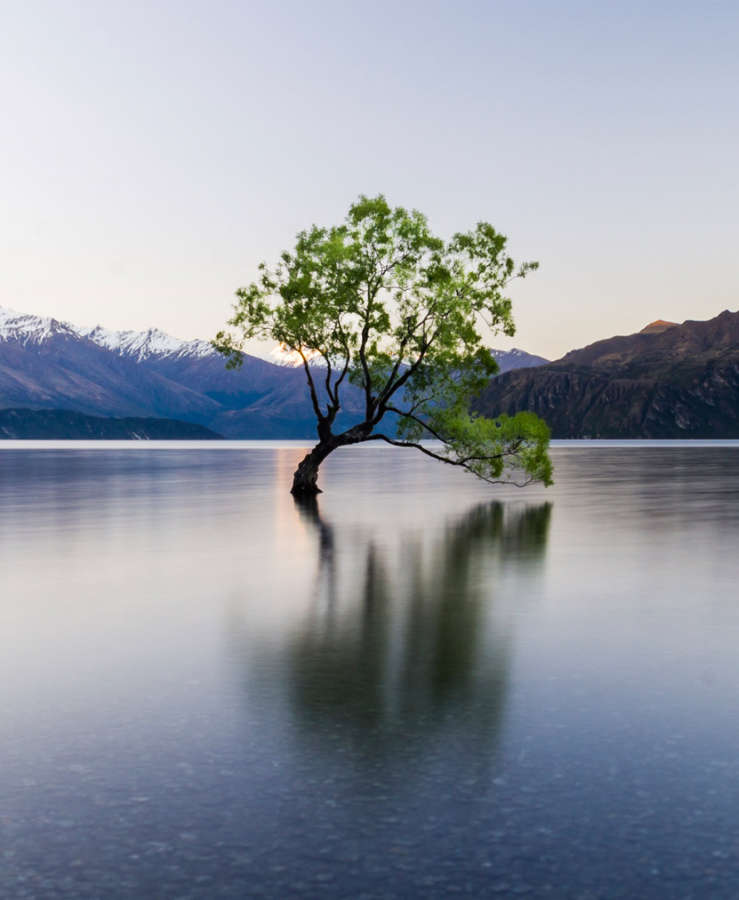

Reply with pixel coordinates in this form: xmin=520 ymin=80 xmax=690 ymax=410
xmin=214 ymin=195 xmax=552 ymax=494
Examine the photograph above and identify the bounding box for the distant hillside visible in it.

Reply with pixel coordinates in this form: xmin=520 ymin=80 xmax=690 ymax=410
xmin=0 ymin=408 xmax=222 ymax=440
xmin=475 ymin=310 xmax=739 ymax=438
xmin=0 ymin=306 xmax=546 ymax=438
xmin=492 ymin=348 xmax=549 ymax=372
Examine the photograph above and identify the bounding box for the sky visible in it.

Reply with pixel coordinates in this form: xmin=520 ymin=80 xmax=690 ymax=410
xmin=2 ymin=0 xmax=738 ymax=360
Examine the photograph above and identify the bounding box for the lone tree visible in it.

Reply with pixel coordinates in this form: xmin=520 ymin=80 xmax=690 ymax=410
xmin=214 ymin=195 xmax=552 ymax=495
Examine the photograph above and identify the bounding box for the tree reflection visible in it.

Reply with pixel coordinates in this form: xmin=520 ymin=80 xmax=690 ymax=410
xmin=288 ymin=498 xmax=551 ymax=760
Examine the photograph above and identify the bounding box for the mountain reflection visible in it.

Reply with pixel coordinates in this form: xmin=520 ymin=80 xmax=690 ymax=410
xmin=287 ymin=497 xmax=551 ymax=760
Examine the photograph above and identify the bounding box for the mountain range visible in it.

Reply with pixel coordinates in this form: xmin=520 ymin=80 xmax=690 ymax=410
xmin=4 ymin=304 xmax=735 ymax=440
xmin=475 ymin=311 xmax=739 ymax=437
xmin=0 ymin=306 xmax=547 ymax=438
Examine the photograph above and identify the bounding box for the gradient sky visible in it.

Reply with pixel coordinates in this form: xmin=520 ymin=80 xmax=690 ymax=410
xmin=2 ymin=1 xmax=737 ymax=360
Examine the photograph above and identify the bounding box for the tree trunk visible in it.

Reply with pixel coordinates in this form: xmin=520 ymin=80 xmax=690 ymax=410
xmin=291 ymin=440 xmax=337 ymax=495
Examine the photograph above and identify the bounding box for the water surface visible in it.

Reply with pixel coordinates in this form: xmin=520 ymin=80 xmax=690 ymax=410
xmin=1 ymin=443 xmax=738 ymax=898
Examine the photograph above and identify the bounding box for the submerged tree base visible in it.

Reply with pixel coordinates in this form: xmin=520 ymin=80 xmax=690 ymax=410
xmin=290 ymin=467 xmax=323 ymax=495
xmin=291 ymin=483 xmax=323 ymax=495
xmin=290 ymin=442 xmax=335 ymax=495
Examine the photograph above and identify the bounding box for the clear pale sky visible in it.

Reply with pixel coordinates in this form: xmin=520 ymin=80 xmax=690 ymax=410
xmin=2 ymin=1 xmax=737 ymax=360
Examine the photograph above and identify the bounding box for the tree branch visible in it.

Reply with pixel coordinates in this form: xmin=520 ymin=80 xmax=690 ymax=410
xmin=323 ymin=352 xmax=335 ymax=410
xmin=364 ymin=434 xmax=536 ymax=487
xmin=331 ymin=354 xmax=351 ymax=411
xmin=358 ymin=289 xmax=374 ymax=419
xmin=384 ymin=405 xmax=448 ymax=443
xmin=298 ymin=350 xmax=326 ymax=423
xmin=372 ymin=326 xmax=438 ymax=421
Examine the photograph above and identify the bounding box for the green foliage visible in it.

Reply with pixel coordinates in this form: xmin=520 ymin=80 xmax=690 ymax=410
xmin=215 ymin=195 xmax=552 ymax=488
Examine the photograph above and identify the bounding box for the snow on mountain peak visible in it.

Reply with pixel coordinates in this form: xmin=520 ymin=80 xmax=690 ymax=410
xmin=78 ymin=324 xmax=213 ymax=360
xmin=145 ymin=330 xmax=214 ymax=360
xmin=0 ymin=305 xmax=216 ymax=360
xmin=0 ymin=305 xmax=76 ymax=344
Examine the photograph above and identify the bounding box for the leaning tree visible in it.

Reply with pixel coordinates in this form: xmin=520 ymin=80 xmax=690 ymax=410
xmin=214 ymin=195 xmax=552 ymax=494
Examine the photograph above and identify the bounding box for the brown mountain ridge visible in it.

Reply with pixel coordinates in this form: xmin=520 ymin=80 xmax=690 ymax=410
xmin=475 ymin=310 xmax=739 ymax=438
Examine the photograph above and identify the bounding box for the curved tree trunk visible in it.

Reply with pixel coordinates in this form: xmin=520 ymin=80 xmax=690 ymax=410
xmin=291 ymin=439 xmax=338 ymax=495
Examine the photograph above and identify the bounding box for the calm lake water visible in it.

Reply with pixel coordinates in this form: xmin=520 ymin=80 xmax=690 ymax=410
xmin=1 ymin=442 xmax=739 ymax=898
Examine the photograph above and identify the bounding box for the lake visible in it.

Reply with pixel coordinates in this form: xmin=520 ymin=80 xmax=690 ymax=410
xmin=1 ymin=442 xmax=738 ymax=898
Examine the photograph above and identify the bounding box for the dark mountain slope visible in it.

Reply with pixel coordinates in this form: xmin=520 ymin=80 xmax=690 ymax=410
xmin=475 ymin=310 xmax=739 ymax=438
xmin=0 ymin=408 xmax=222 ymax=440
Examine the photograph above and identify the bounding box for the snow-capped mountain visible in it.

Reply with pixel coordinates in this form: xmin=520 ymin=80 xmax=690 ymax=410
xmin=0 ymin=305 xmax=216 ymax=361
xmin=0 ymin=305 xmax=343 ymax=436
xmin=0 ymin=306 xmax=79 ymax=345
xmin=0 ymin=304 xmax=548 ymax=437
xmin=79 ymin=324 xmax=215 ymax=361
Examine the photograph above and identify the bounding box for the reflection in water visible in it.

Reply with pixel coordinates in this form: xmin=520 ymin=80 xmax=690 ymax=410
xmin=4 ymin=446 xmax=739 ymax=897
xmin=293 ymin=493 xmax=338 ymax=609
xmin=269 ymin=499 xmax=550 ymax=764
